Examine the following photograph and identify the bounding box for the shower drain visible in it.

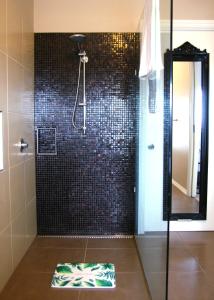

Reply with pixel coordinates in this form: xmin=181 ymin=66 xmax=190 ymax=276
xmin=38 ymin=235 xmax=134 ymax=239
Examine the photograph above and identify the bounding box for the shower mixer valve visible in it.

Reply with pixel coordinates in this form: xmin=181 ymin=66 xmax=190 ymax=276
xmin=80 ymin=56 xmax=88 ymax=63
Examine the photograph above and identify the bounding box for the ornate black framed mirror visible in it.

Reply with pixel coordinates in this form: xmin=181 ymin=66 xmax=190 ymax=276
xmin=163 ymin=42 xmax=209 ymax=220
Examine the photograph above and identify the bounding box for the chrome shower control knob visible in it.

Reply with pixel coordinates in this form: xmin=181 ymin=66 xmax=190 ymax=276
xmin=15 ymin=138 xmax=29 ymax=152
xmin=81 ymin=56 xmax=88 ymax=63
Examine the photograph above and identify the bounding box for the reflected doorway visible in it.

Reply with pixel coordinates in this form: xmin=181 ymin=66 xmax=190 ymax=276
xmin=172 ymin=61 xmax=201 ymax=214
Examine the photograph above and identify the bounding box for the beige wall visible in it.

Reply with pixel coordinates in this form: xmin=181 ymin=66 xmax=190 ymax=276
xmin=34 ymin=0 xmax=214 ymax=33
xmin=174 ymin=0 xmax=214 ymax=20
xmin=34 ymin=0 xmax=145 ymax=32
xmin=0 ymin=0 xmax=36 ymax=291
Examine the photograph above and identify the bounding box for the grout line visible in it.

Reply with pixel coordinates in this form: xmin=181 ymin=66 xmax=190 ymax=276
xmin=32 ymin=246 xmax=86 ymax=250
xmin=84 ymin=247 xmax=135 ymax=250
xmin=168 ymin=270 xmax=204 ymax=274
xmin=15 ymin=270 xmax=55 ymax=275
xmin=5 ymin=39 xmax=14 ymax=271
xmin=31 ymin=246 xmax=134 ymax=251
xmin=83 ymin=239 xmax=88 ymax=263
xmin=114 ymin=271 xmax=143 ymax=274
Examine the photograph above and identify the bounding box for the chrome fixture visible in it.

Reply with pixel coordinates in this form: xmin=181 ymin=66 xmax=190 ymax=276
xmin=15 ymin=138 xmax=28 ymax=152
xmin=69 ymin=34 xmax=88 ymax=134
xmin=69 ymin=34 xmax=86 ymax=45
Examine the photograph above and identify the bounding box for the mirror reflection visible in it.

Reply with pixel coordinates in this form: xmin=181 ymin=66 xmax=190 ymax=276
xmin=163 ymin=41 xmax=209 ymax=220
xmin=172 ymin=61 xmax=202 ymax=214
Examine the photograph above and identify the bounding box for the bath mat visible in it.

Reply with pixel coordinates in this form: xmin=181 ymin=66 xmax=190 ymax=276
xmin=51 ymin=263 xmax=116 ymax=288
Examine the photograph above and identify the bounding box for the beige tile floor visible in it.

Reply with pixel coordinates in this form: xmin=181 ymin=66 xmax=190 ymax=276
xmin=168 ymin=232 xmax=214 ymax=300
xmin=0 ymin=237 xmax=151 ymax=300
xmin=172 ymin=185 xmax=199 ymax=214
xmin=2 ymin=232 xmax=214 ymax=300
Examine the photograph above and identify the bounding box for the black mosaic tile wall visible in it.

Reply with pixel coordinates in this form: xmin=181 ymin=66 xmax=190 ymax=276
xmin=35 ymin=33 xmax=139 ymax=235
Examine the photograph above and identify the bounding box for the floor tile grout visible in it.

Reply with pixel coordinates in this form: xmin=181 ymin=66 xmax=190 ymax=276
xmin=31 ymin=247 xmax=86 ymax=250
xmin=85 ymin=247 xmax=136 ymax=250
xmin=169 ymin=270 xmax=204 ymax=274
xmin=83 ymin=239 xmax=88 ymax=262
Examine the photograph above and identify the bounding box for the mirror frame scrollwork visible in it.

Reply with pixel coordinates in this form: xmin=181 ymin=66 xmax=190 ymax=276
xmin=163 ymin=41 xmax=209 ymax=221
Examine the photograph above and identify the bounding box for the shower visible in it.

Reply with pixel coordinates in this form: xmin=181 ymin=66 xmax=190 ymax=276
xmin=69 ymin=34 xmax=88 ymax=134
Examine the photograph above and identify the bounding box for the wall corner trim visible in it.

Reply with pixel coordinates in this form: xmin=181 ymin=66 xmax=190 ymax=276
xmin=161 ymin=20 xmax=214 ymax=32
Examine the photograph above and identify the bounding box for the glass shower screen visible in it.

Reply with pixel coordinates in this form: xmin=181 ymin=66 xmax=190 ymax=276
xmin=135 ymin=0 xmax=172 ymax=299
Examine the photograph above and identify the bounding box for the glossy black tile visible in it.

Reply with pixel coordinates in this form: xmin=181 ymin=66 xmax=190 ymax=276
xmin=35 ymin=33 xmax=139 ymax=235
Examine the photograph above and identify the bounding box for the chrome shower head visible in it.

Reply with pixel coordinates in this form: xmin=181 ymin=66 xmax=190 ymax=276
xmin=69 ymin=34 xmax=86 ymax=43
xmin=69 ymin=34 xmax=86 ymax=53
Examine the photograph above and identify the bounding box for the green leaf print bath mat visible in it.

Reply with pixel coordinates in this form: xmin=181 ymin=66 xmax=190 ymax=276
xmin=51 ymin=263 xmax=116 ymax=288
